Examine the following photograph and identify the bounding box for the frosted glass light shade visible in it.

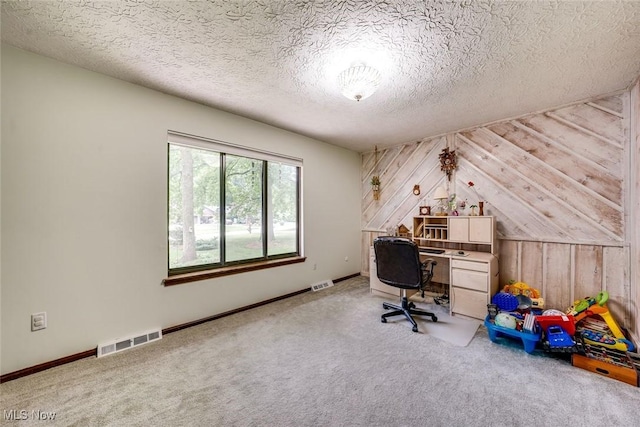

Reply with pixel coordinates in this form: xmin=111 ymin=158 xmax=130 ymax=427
xmin=337 ymin=65 xmax=381 ymax=101
xmin=433 ymin=186 xmax=449 ymax=200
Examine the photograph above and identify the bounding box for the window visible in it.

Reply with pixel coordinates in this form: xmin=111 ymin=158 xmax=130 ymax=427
xmin=168 ymin=132 xmax=302 ymax=276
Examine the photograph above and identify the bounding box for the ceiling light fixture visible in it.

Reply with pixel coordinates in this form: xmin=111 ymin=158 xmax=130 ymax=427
xmin=337 ymin=64 xmax=381 ymax=101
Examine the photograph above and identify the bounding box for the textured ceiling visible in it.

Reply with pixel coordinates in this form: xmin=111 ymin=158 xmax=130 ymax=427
xmin=2 ymin=1 xmax=640 ymax=153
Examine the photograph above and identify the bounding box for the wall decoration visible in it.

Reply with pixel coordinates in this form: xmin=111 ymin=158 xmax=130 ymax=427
xmin=371 ymin=145 xmax=381 ymax=200
xmin=439 ymin=147 xmax=457 ymax=180
xmin=413 ymin=185 xmax=421 ymax=196
xmin=371 ymin=175 xmax=380 ymax=200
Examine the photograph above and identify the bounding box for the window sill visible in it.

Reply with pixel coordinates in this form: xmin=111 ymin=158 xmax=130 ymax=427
xmin=163 ymin=256 xmax=307 ymax=286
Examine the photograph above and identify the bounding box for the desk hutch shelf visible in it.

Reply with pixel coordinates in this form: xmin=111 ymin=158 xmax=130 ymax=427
xmin=413 ymin=216 xmax=448 ymax=241
xmin=413 ymin=216 xmax=496 ymax=254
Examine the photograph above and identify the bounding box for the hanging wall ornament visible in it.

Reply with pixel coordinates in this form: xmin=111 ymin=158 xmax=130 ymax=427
xmin=439 ymin=147 xmax=457 ymax=181
xmin=371 ymin=145 xmax=381 ymax=200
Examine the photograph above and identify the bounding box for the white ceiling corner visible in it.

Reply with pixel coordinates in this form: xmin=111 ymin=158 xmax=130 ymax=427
xmin=2 ymin=0 xmax=640 ymax=153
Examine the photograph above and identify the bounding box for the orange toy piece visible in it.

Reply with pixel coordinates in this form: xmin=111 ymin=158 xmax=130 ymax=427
xmin=503 ymin=281 xmax=541 ymax=299
xmin=502 ymin=281 xmax=544 ymax=307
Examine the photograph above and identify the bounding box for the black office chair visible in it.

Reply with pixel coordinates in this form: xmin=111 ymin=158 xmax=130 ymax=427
xmin=373 ymin=236 xmax=438 ymax=332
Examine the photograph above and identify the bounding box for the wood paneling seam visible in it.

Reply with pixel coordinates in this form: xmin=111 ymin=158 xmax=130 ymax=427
xmin=542 ymin=242 xmax=548 ymax=298
xmin=546 ymin=112 xmax=623 ymax=148
xmin=517 ymin=241 xmax=522 ymax=280
xmin=570 ymin=245 xmax=576 ymax=304
xmin=479 ymin=126 xmax=623 ymax=215
xmin=602 ymin=248 xmax=607 ymax=292
xmin=471 ymin=128 xmax=620 ymax=240
xmin=456 ymin=133 xmax=570 ymax=237
xmin=586 ymin=101 xmax=624 ymax=119
xmin=510 ymin=120 xmax=612 ymax=175
xmin=500 ymin=237 xmax=627 ymax=247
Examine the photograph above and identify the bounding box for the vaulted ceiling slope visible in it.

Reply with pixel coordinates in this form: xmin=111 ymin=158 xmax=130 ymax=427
xmin=2 ymin=1 xmax=640 ymax=153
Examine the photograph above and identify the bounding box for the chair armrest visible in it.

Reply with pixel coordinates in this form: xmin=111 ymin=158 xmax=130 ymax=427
xmin=421 ymin=259 xmax=437 ymax=283
xmin=421 ymin=259 xmax=437 ymax=273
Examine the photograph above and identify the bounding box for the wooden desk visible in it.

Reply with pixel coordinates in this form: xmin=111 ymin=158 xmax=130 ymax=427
xmin=420 ymin=250 xmax=499 ymax=320
xmin=370 ymin=247 xmax=498 ymax=320
xmin=370 ymin=216 xmax=499 ymax=321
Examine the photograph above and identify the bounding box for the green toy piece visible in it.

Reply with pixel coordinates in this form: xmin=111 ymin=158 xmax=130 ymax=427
xmin=596 ymin=291 xmax=608 ymax=306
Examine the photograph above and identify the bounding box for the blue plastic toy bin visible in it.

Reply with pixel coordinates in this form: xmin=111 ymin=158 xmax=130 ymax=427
xmin=484 ymin=316 xmax=541 ymax=354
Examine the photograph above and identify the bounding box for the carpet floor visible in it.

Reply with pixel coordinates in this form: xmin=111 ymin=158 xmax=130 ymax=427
xmin=1 ymin=276 xmax=639 ymax=426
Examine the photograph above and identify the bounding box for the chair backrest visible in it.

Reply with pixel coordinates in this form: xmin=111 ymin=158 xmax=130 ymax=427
xmin=373 ymin=236 xmax=423 ymax=290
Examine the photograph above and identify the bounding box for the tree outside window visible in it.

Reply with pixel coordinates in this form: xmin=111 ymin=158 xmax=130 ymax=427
xmin=168 ymin=139 xmax=300 ymax=274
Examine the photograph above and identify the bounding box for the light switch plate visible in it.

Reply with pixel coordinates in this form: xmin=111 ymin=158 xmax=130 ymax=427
xmin=31 ymin=312 xmax=47 ymax=331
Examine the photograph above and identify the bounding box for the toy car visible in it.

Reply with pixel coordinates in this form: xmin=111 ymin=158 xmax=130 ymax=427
xmin=543 ymin=325 xmax=576 ymax=352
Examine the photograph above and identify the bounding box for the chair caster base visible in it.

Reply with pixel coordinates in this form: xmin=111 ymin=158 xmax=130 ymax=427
xmin=380 ymin=296 xmax=437 ymax=331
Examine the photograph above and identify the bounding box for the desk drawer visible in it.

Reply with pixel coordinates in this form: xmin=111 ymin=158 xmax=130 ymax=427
xmin=451 ymin=259 xmax=488 ymax=272
xmin=451 ymin=268 xmax=488 ymax=292
xmin=452 ymin=287 xmax=489 ymax=320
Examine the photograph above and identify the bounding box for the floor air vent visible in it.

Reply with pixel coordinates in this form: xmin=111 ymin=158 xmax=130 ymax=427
xmin=311 ymin=280 xmax=334 ymax=292
xmin=97 ymin=329 xmax=162 ymax=358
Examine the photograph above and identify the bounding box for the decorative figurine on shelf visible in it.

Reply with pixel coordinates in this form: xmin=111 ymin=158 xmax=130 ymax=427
xmin=398 ymin=224 xmax=410 ymax=238
xmin=448 ymin=193 xmax=459 ymax=216
xmin=439 ymin=147 xmax=457 ymax=181
xmin=469 ymin=204 xmax=478 ymax=216
xmin=458 ymin=199 xmax=467 ymax=215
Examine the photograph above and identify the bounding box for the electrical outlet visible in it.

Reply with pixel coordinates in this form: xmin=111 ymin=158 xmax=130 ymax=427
xmin=31 ymin=312 xmax=47 ymax=331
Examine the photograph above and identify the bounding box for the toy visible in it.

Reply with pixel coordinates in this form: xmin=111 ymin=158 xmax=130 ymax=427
xmin=502 ymin=281 xmax=544 ymax=308
xmin=492 ymin=292 xmax=518 ymax=312
xmin=544 ymin=325 xmax=576 ymax=352
xmin=487 ymin=303 xmax=498 ymax=320
xmin=495 ymin=312 xmax=517 ymax=329
xmin=572 ymin=354 xmax=638 ymax=387
xmin=568 ymin=291 xmax=636 ymax=352
xmin=503 ymin=281 xmax=540 ymax=298
xmin=573 ymin=342 xmax=639 ymax=386
xmin=485 ymin=315 xmax=541 ymax=354
xmin=522 ymin=313 xmax=536 ymax=332
xmin=536 ymin=312 xmax=577 ymax=352
xmin=536 ymin=313 xmax=576 ymax=335
xmin=515 ymin=294 xmax=532 ymax=310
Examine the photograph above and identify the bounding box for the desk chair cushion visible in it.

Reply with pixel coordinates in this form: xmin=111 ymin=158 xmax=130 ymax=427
xmin=374 ymin=236 xmax=425 ymax=289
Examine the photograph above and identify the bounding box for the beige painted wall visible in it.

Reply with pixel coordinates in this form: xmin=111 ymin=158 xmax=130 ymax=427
xmin=0 ymin=45 xmax=362 ymax=375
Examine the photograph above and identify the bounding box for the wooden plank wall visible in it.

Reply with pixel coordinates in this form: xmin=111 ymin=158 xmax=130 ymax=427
xmin=362 ymin=92 xmax=635 ymax=329
xmin=631 ymin=78 xmax=640 ymax=342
